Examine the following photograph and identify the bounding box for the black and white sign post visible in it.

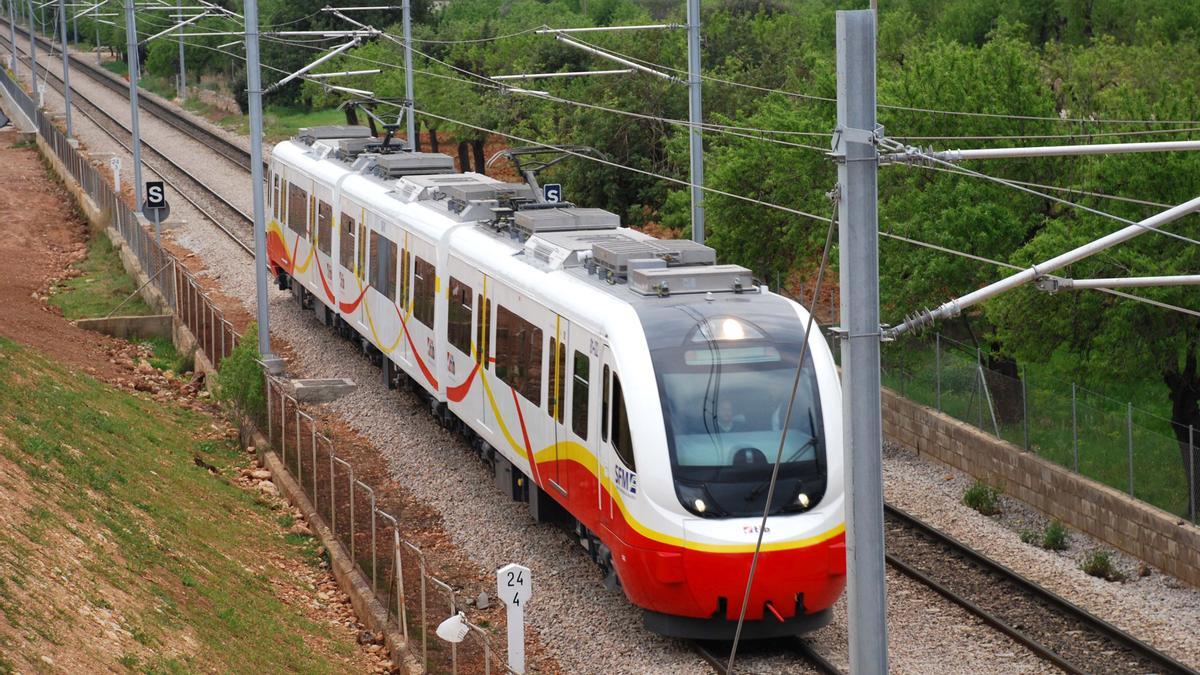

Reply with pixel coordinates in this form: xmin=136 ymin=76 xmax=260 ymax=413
xmin=496 ymin=563 xmax=531 ymax=674
xmin=142 ymin=180 xmax=170 ymax=245
xmin=542 ymin=183 xmax=562 ymax=204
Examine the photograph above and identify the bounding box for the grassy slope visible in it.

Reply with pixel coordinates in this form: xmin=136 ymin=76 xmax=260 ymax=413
xmin=0 ymin=336 xmax=355 ymax=673
xmin=49 ymin=230 xmax=154 ymax=320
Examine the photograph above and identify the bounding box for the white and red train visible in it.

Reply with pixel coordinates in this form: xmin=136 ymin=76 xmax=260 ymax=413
xmin=266 ymin=126 xmax=846 ymax=640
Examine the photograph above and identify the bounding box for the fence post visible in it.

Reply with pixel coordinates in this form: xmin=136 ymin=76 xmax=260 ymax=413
xmin=294 ymin=407 xmax=302 ymax=484
xmin=975 ymin=348 xmax=984 ymax=429
xmin=1072 ymin=383 xmax=1079 ymax=473
xmin=935 ymin=333 xmax=942 ymax=412
xmin=311 ymin=426 xmax=317 ymax=501
xmin=266 ymin=374 xmax=273 ymax=446
xmin=280 ymin=389 xmax=288 ymax=466
xmin=349 ymin=465 xmax=356 ymax=566
xmin=1190 ymin=425 xmax=1196 ymax=524
xmin=1021 ymin=365 xmax=1030 ymax=452
xmin=1127 ymin=402 xmax=1134 ymax=497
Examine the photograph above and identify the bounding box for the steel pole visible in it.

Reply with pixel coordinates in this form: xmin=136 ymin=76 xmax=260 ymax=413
xmin=7 ymin=0 xmax=17 ymax=72
xmin=401 ymin=0 xmax=414 ymax=147
xmin=176 ymin=0 xmax=184 ymax=99
xmin=93 ymin=0 xmax=98 ymax=64
xmin=244 ymin=0 xmax=271 ymax=358
xmin=835 ymin=10 xmax=887 ymax=673
xmin=123 ymin=0 xmax=142 ymax=206
xmin=56 ymin=0 xmax=71 ymax=138
xmin=26 ymin=0 xmax=37 ymax=97
xmin=685 ymin=0 xmax=704 ymax=244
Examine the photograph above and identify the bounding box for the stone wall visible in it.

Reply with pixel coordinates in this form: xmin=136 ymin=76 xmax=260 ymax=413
xmin=882 ymin=387 xmax=1200 ymax=587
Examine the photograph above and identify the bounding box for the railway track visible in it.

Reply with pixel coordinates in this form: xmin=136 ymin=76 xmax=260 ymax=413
xmin=0 ymin=31 xmax=255 ymax=254
xmin=885 ymin=504 xmax=1194 ymax=674
xmin=3 ymin=21 xmax=255 ymax=172
xmin=692 ymin=637 xmax=842 ymax=675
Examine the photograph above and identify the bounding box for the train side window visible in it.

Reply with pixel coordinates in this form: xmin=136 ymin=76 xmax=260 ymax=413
xmin=602 ymin=365 xmax=610 ymax=443
xmin=385 ymin=239 xmax=397 ymax=300
xmin=571 ymin=350 xmax=589 ymax=440
xmin=412 ymin=256 xmax=435 ymax=328
xmin=447 ymin=277 xmax=472 ymax=355
xmin=357 ymin=223 xmax=367 ymax=280
xmin=338 ymin=213 xmax=355 ymax=270
xmin=612 ymin=374 xmax=635 ymax=471
xmin=475 ymin=294 xmax=491 ymax=367
xmin=287 ymin=182 xmax=307 ymax=236
xmin=495 ymin=305 xmax=542 ymax=405
xmin=316 ymin=200 xmax=332 ymax=255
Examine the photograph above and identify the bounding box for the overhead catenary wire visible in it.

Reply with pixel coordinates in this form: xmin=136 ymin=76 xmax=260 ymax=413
xmin=560 ymin=33 xmax=1200 ymax=127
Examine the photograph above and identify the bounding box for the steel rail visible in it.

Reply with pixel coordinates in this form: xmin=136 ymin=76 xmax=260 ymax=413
xmin=691 ymin=638 xmax=842 ymax=675
xmin=884 ymin=504 xmax=1194 ymax=675
xmin=1 ymin=33 xmax=255 ymax=255
xmin=2 ymin=18 xmax=255 ymax=172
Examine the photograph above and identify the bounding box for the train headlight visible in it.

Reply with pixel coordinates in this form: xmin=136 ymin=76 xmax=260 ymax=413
xmin=797 ymin=492 xmax=810 ymax=508
xmin=677 ymin=483 xmax=722 ymax=518
xmin=719 ymin=318 xmax=746 ymax=340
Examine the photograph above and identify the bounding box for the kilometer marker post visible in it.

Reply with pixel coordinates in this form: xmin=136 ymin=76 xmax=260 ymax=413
xmin=497 ymin=563 xmax=531 ymax=674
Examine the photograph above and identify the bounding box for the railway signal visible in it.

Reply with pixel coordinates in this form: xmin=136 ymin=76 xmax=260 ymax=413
xmin=142 ymin=180 xmax=170 ymax=244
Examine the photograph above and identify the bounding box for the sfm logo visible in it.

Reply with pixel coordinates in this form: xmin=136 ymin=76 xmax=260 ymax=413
xmin=614 ymin=464 xmax=638 ymax=497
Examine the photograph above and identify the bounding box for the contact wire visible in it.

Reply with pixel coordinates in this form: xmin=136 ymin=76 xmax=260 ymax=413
xmin=726 ymin=192 xmax=839 ymax=673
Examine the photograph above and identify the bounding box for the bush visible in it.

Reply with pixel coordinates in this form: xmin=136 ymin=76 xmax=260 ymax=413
xmin=1080 ymin=549 xmax=1125 ymax=582
xmin=1042 ymin=520 xmax=1069 ymax=551
xmin=214 ymin=323 xmax=265 ymax=423
xmin=963 ymin=480 xmax=1002 ymax=515
xmin=1019 ymin=529 xmax=1038 ymax=545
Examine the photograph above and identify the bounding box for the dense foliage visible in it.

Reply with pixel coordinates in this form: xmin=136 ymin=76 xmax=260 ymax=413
xmin=71 ymin=0 xmax=1200 ymax=497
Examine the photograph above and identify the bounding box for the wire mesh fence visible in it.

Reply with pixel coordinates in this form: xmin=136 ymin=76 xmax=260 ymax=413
xmin=882 ymin=332 xmax=1199 ymax=523
xmin=265 ymin=375 xmax=507 ymax=674
xmin=5 ymin=62 xmax=511 ymax=673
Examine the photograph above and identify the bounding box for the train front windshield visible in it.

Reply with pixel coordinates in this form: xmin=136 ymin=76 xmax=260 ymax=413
xmin=650 ymin=315 xmax=828 ymax=518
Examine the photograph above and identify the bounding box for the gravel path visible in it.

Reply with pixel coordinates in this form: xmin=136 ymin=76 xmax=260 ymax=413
xmin=11 ymin=38 xmax=1197 ymax=673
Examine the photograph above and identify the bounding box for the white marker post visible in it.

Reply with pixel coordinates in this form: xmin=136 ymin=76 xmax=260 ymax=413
xmin=110 ymin=157 xmax=121 ymax=196
xmin=496 ymin=563 xmax=531 ymax=675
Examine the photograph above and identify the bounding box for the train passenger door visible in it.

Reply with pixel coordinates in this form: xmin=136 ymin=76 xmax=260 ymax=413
xmin=547 ymin=315 xmax=570 ymax=496
xmin=598 ymin=347 xmax=635 ymax=529
xmin=566 ymin=326 xmax=599 ymax=504
xmin=475 ymin=275 xmax=492 ymax=429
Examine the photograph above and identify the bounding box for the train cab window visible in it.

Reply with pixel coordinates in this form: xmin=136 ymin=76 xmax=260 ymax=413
xmin=548 ymin=337 xmax=566 ymax=424
xmin=412 ymin=256 xmax=435 ymax=328
xmin=571 ymin=351 xmax=589 ymax=440
xmin=612 ymin=374 xmax=635 ymax=471
xmin=287 ymin=183 xmax=308 ymax=236
xmin=495 ymin=305 xmax=542 ymax=405
xmin=602 ymin=365 xmax=610 ymax=443
xmin=316 ymin=201 xmax=333 ymax=255
xmin=475 ymin=294 xmax=491 ymax=367
xmin=339 ymin=213 xmax=355 ymax=270
xmin=447 ymin=277 xmax=472 ymax=354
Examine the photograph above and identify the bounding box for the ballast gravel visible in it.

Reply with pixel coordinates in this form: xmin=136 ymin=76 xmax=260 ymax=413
xmin=12 ymin=45 xmax=1200 ymax=672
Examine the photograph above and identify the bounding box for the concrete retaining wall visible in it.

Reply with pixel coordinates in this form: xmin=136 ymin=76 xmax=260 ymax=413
xmin=77 ymin=314 xmax=172 ymax=340
xmin=882 ymin=387 xmax=1200 ymax=587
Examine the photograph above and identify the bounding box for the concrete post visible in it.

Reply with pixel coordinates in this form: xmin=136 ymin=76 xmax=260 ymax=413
xmin=6 ymin=0 xmax=16 ymax=72
xmin=25 ymin=0 xmax=37 ymax=96
xmin=685 ymin=0 xmax=705 ymax=244
xmin=244 ymin=0 xmax=273 ymax=359
xmin=402 ymin=0 xmax=415 ymax=147
xmin=56 ymin=0 xmax=70 ymax=138
xmin=176 ymin=0 xmax=184 ymax=99
xmin=835 ymin=10 xmax=887 ymax=674
xmin=123 ymin=0 xmax=143 ymax=206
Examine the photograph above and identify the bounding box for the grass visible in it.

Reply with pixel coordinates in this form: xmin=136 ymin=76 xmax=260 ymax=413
xmin=49 ymin=230 xmax=155 ymax=320
xmin=1019 ymin=520 xmax=1070 ymax=550
xmin=1080 ymin=549 xmax=1126 ymax=582
xmin=0 ymin=336 xmax=350 ymax=671
xmin=882 ymin=336 xmax=1192 ymax=518
xmin=134 ymin=336 xmax=193 ymax=375
xmin=181 ymin=96 xmax=346 ymax=143
xmin=963 ymin=479 xmax=1002 ymax=516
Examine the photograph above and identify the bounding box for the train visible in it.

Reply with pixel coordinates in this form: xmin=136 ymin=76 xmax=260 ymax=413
xmin=265 ymin=125 xmax=846 ymax=640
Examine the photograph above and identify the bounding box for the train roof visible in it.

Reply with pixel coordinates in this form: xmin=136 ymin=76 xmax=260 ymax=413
xmin=276 ymin=127 xmax=766 ymax=310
